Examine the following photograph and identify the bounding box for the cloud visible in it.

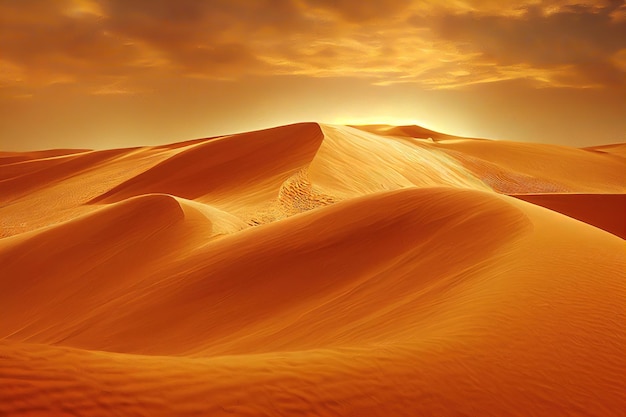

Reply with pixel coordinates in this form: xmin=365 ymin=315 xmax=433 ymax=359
xmin=304 ymin=0 xmax=411 ymax=22
xmin=420 ymin=0 xmax=626 ymax=88
xmin=0 ymin=0 xmax=623 ymax=97
xmin=0 ymin=0 xmax=155 ymax=91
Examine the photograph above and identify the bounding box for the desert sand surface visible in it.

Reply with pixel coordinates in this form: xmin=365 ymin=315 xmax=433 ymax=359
xmin=512 ymin=193 xmax=626 ymax=239
xmin=584 ymin=143 xmax=626 ymax=158
xmin=1 ymin=123 xmax=625 ymax=416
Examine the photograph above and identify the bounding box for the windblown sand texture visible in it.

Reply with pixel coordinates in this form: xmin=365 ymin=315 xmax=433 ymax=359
xmin=1 ymin=123 xmax=625 ymax=416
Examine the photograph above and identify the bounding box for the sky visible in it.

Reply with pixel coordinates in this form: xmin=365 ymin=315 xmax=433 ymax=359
xmin=1 ymin=0 xmax=625 ymax=151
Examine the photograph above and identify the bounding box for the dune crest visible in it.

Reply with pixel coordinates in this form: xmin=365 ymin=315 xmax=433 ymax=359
xmin=1 ymin=122 xmax=625 ymax=416
xmin=89 ymin=122 xmax=325 ymax=203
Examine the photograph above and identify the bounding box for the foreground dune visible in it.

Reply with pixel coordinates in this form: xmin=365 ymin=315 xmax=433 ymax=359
xmin=1 ymin=123 xmax=625 ymax=416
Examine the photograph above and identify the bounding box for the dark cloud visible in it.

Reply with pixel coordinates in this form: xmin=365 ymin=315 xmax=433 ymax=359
xmin=306 ymin=0 xmax=411 ymax=22
xmin=420 ymin=1 xmax=626 ymax=87
xmin=0 ymin=0 xmax=311 ymax=87
xmin=0 ymin=1 xmax=134 ymax=77
xmin=103 ymin=0 xmax=209 ymax=24
xmin=102 ymin=0 xmax=307 ymax=39
xmin=100 ymin=0 xmax=305 ymax=75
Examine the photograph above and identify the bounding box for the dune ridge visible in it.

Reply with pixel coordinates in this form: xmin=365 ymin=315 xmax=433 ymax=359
xmin=89 ymin=122 xmax=325 ymax=203
xmin=584 ymin=142 xmax=626 ymax=158
xmin=0 ymin=148 xmax=91 ymax=165
xmin=1 ymin=122 xmax=625 ymax=416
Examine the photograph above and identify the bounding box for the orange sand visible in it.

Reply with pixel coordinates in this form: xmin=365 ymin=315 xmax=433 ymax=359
xmin=1 ymin=123 xmax=625 ymax=416
xmin=512 ymin=193 xmax=626 ymax=239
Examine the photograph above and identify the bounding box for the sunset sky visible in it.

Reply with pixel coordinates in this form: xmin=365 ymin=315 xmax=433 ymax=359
xmin=1 ymin=0 xmax=625 ymax=151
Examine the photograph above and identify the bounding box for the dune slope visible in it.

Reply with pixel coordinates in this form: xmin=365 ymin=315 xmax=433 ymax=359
xmin=513 ymin=193 xmax=626 ymax=239
xmin=436 ymin=139 xmax=626 ymax=193
xmin=90 ymin=122 xmax=325 ymax=203
xmin=0 ymin=187 xmax=529 ymax=354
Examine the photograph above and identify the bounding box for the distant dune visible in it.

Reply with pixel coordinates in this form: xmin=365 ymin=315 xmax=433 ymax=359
xmin=512 ymin=193 xmax=626 ymax=239
xmin=1 ymin=123 xmax=625 ymax=416
xmin=584 ymin=143 xmax=626 ymax=158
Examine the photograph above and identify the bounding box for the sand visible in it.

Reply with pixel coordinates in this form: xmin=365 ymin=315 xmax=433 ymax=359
xmin=1 ymin=123 xmax=625 ymax=416
xmin=512 ymin=193 xmax=626 ymax=239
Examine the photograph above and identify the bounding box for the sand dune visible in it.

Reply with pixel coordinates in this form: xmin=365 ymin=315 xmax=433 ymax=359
xmin=0 ymin=148 xmax=91 ymax=165
xmin=0 ymin=145 xmax=198 ymax=237
xmin=435 ymin=138 xmax=626 ymax=193
xmin=350 ymin=123 xmax=461 ymax=140
xmin=306 ymin=125 xmax=490 ymax=198
xmin=1 ymin=122 xmax=625 ymax=416
xmin=0 ymin=148 xmax=137 ymax=204
xmin=584 ymin=142 xmax=626 ymax=158
xmin=1 ymin=187 xmax=529 ymax=354
xmin=0 ymin=194 xmax=247 ymax=348
xmin=513 ymin=193 xmax=626 ymax=239
xmin=90 ymin=123 xmax=325 ymax=203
